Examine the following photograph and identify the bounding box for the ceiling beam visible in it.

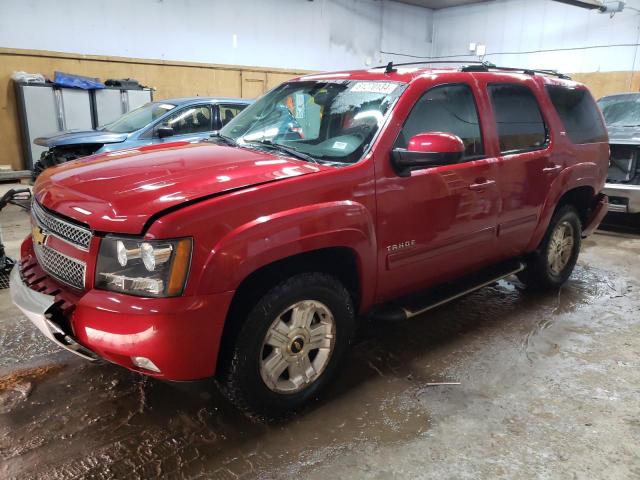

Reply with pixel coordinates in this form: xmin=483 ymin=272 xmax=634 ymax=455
xmin=392 ymin=0 xmax=491 ymax=10
xmin=551 ymin=0 xmax=605 ymax=10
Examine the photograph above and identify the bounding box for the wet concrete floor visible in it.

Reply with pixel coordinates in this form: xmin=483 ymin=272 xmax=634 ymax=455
xmin=0 ymin=196 xmax=639 ymax=479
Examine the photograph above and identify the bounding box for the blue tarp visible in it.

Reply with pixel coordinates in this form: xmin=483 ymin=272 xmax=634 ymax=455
xmin=54 ymin=71 xmax=105 ymax=89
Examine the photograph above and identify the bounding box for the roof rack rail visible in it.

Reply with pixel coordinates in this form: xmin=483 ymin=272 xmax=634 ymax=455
xmin=378 ymin=60 xmax=489 ymax=70
xmin=460 ymin=62 xmax=572 ymax=79
xmin=377 ymin=60 xmax=571 ymax=80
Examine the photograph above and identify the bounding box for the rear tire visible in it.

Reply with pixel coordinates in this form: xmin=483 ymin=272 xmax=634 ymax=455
xmin=518 ymin=205 xmax=581 ymax=290
xmin=217 ymin=272 xmax=356 ymax=421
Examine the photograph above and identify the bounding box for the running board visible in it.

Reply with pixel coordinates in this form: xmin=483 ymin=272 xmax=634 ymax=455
xmin=369 ymin=260 xmax=526 ymax=322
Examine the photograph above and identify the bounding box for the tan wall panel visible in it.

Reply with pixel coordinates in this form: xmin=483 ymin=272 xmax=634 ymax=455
xmin=0 ymin=48 xmax=309 ymax=170
xmin=241 ymin=71 xmax=267 ymax=99
xmin=4 ymin=48 xmax=639 ymax=171
xmin=571 ymin=71 xmax=640 ymax=100
xmin=267 ymin=72 xmax=301 ymax=90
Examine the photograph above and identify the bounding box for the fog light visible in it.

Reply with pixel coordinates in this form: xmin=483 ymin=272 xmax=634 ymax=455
xmin=131 ymin=356 xmax=161 ymax=373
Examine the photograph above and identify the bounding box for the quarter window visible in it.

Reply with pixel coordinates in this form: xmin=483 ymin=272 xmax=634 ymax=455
xmin=488 ymin=84 xmax=547 ymax=153
xmin=546 ymin=86 xmax=607 ymax=144
xmin=395 ymin=84 xmax=484 ymax=159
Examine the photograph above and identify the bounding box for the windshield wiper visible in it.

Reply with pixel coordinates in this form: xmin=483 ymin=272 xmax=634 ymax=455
xmin=209 ymin=131 xmax=238 ymax=147
xmin=247 ymin=140 xmax=319 ymax=164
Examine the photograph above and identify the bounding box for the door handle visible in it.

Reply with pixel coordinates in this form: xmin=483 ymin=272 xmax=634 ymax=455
xmin=543 ymin=164 xmax=563 ymax=174
xmin=468 ymin=179 xmax=496 ymax=191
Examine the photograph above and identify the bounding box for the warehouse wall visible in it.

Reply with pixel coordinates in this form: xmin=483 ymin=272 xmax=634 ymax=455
xmin=431 ymin=0 xmax=640 ymax=98
xmin=0 ymin=49 xmax=308 ymax=170
xmin=0 ymin=0 xmax=433 ymax=169
xmin=0 ymin=0 xmax=433 ymax=71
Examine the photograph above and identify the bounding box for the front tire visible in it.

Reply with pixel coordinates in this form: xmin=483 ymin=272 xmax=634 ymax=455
xmin=218 ymin=272 xmax=356 ymax=420
xmin=518 ymin=205 xmax=582 ymax=289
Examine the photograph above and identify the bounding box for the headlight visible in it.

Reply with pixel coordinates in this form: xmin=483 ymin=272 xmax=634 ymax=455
xmin=95 ymin=236 xmax=192 ymax=297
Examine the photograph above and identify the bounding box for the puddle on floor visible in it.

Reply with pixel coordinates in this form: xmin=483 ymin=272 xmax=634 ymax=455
xmin=1 ymin=261 xmax=637 ymax=479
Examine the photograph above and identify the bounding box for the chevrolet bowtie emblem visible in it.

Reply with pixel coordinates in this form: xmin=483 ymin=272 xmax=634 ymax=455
xmin=32 ymin=225 xmax=48 ymax=246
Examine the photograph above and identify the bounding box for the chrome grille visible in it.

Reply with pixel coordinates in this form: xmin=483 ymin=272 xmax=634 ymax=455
xmin=32 ymin=201 xmax=92 ymax=250
xmin=33 ymin=242 xmax=86 ymax=289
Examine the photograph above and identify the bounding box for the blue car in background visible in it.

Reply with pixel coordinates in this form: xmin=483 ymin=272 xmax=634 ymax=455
xmin=32 ymin=97 xmax=251 ymax=178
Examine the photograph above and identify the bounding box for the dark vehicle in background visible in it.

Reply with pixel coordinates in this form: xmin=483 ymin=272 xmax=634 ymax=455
xmin=32 ymin=97 xmax=251 ymax=179
xmin=598 ymin=93 xmax=640 ymax=214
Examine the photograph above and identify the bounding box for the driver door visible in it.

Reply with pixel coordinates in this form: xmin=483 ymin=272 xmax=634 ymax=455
xmin=375 ymin=82 xmax=500 ymax=302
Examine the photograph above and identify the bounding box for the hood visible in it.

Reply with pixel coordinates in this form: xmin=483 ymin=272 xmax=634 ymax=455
xmin=34 ymin=129 xmax=129 ymax=148
xmin=34 ymin=142 xmax=325 ymax=234
xmin=606 ymin=125 xmax=640 ymax=144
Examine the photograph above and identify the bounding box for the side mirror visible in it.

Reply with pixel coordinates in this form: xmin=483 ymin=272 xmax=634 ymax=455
xmin=391 ymin=132 xmax=465 ymax=177
xmin=156 ymin=125 xmax=174 ymax=139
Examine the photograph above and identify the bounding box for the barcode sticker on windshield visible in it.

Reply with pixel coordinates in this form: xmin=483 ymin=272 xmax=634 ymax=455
xmin=332 ymin=141 xmax=348 ymax=150
xmin=350 ymin=82 xmax=398 ymax=94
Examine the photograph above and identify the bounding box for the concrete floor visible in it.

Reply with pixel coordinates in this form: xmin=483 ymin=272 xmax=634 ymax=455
xmin=0 ymin=194 xmax=638 ymax=479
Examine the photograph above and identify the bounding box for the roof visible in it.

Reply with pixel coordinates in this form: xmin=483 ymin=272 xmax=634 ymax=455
xmin=158 ymin=96 xmax=251 ymax=106
xmin=296 ymin=67 xmax=423 ymax=84
xmin=294 ymin=63 xmax=575 ymax=85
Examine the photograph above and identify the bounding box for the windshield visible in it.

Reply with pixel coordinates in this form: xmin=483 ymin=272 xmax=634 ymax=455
xmin=100 ymin=102 xmax=176 ymax=133
xmin=220 ymin=80 xmax=406 ymax=163
xmin=597 ymin=95 xmax=640 ymax=127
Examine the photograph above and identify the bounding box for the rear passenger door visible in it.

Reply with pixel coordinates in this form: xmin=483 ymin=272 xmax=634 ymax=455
xmin=486 ymin=82 xmax=555 ymax=258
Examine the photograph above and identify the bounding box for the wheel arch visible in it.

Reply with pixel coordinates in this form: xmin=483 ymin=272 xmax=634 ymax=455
xmin=214 ymin=246 xmax=363 ymax=376
xmin=526 ymin=165 xmax=599 ymax=252
xmin=555 ymin=185 xmax=595 ymax=226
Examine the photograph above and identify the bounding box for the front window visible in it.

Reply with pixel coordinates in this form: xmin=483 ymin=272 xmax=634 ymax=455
xmin=158 ymin=105 xmax=212 ymax=135
xmin=100 ymin=102 xmax=176 ymax=133
xmin=597 ymin=94 xmax=640 ymax=127
xmin=395 ymin=83 xmax=484 ymax=160
xmin=220 ymin=80 xmax=406 ymax=164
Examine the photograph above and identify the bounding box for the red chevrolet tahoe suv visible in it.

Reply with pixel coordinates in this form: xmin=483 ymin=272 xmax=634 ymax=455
xmin=11 ymin=63 xmax=609 ymax=419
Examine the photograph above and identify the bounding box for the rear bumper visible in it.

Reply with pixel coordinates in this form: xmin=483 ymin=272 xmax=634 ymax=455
xmin=582 ymin=193 xmax=609 ymax=237
xmin=12 ymin=238 xmax=235 ymax=380
xmin=602 ymin=183 xmax=640 ymax=213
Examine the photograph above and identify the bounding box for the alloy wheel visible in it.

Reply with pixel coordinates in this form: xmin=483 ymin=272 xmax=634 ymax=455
xmin=547 ymin=220 xmax=574 ymax=276
xmin=259 ymin=300 xmax=336 ymax=394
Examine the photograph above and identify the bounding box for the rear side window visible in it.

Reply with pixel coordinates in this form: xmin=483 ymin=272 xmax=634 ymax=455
xmin=488 ymin=84 xmax=547 ymax=154
xmin=546 ymin=86 xmax=607 ymax=144
xmin=395 ymin=83 xmax=484 ymax=159
xmin=219 ymin=104 xmax=247 ymax=127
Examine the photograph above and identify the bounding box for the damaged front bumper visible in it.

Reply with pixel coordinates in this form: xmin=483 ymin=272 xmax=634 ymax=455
xmin=9 ymin=265 xmax=98 ymax=361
